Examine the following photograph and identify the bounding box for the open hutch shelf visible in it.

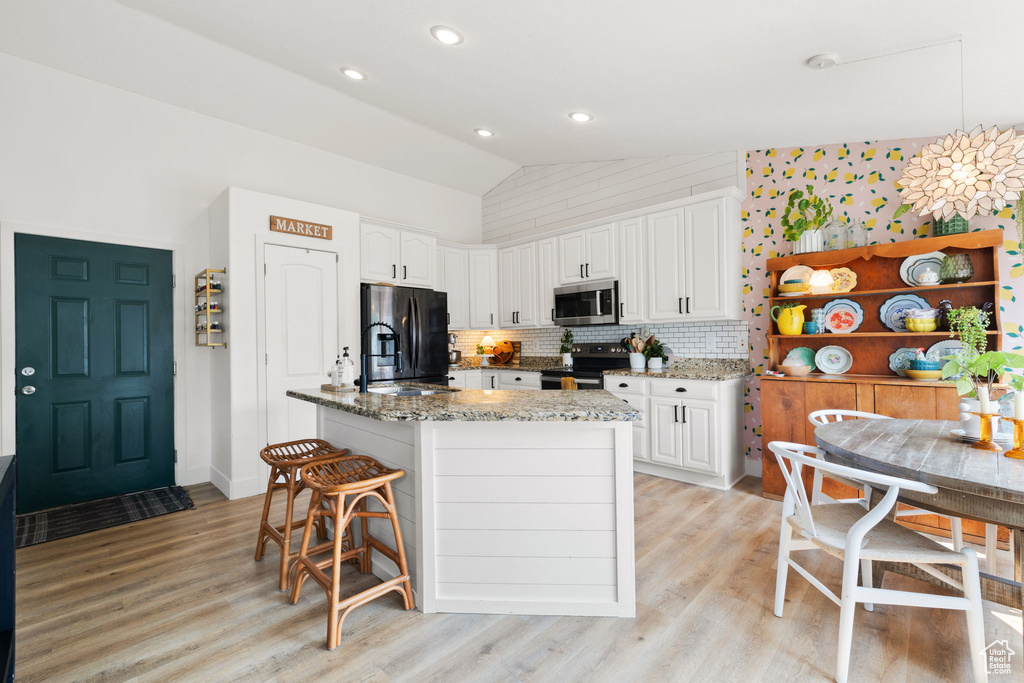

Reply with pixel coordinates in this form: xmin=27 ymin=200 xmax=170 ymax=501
xmin=765 ymin=229 xmax=1002 ymax=377
xmin=194 ymin=268 xmax=226 ymax=348
xmin=760 ymin=229 xmax=1008 ymax=551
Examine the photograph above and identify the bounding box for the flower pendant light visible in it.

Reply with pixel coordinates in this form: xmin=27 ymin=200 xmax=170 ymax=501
xmin=897 ymin=125 xmax=1024 ymax=220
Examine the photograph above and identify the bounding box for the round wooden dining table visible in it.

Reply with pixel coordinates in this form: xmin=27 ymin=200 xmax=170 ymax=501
xmin=815 ymin=417 xmax=1024 ymax=653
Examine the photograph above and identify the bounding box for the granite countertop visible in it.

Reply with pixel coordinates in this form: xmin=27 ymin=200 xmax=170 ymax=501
xmin=448 ymin=356 xmax=563 ymax=372
xmin=288 ymin=383 xmax=641 ymax=422
xmin=605 ymin=358 xmax=751 ymax=381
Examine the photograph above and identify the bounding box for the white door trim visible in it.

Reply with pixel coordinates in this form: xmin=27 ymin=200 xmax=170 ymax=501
xmin=0 ymin=221 xmax=191 ymax=485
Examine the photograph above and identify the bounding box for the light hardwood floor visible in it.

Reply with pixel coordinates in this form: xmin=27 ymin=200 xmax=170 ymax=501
xmin=15 ymin=474 xmax=1023 ymax=682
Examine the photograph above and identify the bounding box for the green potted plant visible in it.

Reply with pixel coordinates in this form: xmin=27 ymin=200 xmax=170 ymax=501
xmin=643 ymin=337 xmax=667 ymax=371
xmin=560 ymin=329 xmax=574 ymax=367
xmin=780 ymin=184 xmax=834 ymax=255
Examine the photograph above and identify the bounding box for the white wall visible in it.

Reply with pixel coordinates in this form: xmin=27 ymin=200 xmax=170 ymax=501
xmin=482 ymin=152 xmax=744 ymax=242
xmin=0 ymin=53 xmax=483 ymax=488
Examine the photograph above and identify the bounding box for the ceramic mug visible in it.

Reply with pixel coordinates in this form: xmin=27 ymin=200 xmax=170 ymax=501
xmin=803 ymin=322 xmax=819 ymax=334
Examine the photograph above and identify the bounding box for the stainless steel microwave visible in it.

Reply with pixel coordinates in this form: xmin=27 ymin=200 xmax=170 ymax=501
xmin=553 ymin=279 xmax=619 ymax=326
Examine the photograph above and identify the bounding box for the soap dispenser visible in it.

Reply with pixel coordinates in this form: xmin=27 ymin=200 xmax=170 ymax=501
xmin=329 ymin=354 xmax=344 ymax=387
xmin=339 ymin=347 xmax=355 ymax=387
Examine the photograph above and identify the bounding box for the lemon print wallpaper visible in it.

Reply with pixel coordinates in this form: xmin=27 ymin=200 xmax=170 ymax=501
xmin=742 ymin=136 xmax=1021 ymax=465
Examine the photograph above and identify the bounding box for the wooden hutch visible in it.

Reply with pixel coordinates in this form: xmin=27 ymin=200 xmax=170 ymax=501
xmin=760 ymin=229 xmax=1003 ymax=543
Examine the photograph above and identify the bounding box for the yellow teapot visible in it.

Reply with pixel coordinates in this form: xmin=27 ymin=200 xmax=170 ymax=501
xmin=771 ymin=304 xmax=807 ymax=336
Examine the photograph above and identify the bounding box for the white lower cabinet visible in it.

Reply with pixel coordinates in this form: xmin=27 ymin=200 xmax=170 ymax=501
xmin=610 ymin=376 xmax=743 ymax=489
xmin=465 ymin=371 xmax=483 ymax=390
xmin=480 ymin=370 xmax=498 ymax=390
xmin=446 ymin=372 xmax=468 ymax=388
xmin=496 ymin=371 xmax=541 ymax=390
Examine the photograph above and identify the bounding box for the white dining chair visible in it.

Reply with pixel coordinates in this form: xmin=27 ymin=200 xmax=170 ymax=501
xmin=770 ymin=441 xmax=987 ymax=683
xmin=808 ymin=409 xmax=1000 ymax=573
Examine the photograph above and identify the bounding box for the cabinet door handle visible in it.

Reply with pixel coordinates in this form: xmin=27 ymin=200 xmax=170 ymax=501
xmin=682 ymin=405 xmax=687 ymax=423
xmin=674 ymin=405 xmax=679 ymax=423
xmin=515 ymin=377 xmax=522 ymax=381
xmin=552 ymin=308 xmax=555 ymax=320
xmin=620 ymin=302 xmax=624 ymax=318
xmin=675 ymin=387 xmax=687 ymax=392
xmin=491 ymin=313 xmax=494 ymax=325
xmin=447 ymin=313 xmax=450 ymax=324
xmin=585 ymin=263 xmax=590 ymax=278
xmin=678 ymin=298 xmax=683 ymax=314
xmin=619 ymin=382 xmax=629 ymax=388
xmin=392 ymin=264 xmax=397 ymax=279
xmin=580 ymin=264 xmax=585 ymax=279
xmin=686 ymin=297 xmax=691 ymax=314
xmin=491 ymin=376 xmax=495 ymax=388
xmin=403 ymin=265 xmax=407 ymax=280
xmin=448 ymin=376 xmax=455 ymax=381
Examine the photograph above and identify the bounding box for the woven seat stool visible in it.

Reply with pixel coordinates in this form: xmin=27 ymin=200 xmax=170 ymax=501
xmin=289 ymin=454 xmax=415 ymax=650
xmin=254 ymin=438 xmax=349 ymax=590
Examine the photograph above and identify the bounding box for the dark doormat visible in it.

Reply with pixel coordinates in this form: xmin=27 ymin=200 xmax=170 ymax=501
xmin=15 ymin=486 xmax=195 ymax=548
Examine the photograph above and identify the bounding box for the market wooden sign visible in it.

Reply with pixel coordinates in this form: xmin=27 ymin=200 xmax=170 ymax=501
xmin=269 ymin=215 xmax=333 ymax=240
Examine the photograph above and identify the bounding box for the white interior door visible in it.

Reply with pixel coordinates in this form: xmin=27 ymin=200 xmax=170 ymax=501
xmin=264 ymin=244 xmax=339 ymax=448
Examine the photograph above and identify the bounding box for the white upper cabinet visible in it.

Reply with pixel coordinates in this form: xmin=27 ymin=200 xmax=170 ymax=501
xmin=617 ymin=216 xmax=645 ymax=324
xmin=498 ymin=243 xmax=538 ymax=328
xmin=359 ymin=221 xmax=435 ymax=288
xmin=468 ymin=249 xmax=499 ymax=330
xmin=683 ymin=196 xmax=742 ymax=320
xmin=536 ymin=237 xmax=558 ymax=327
xmin=557 ymin=224 xmax=618 ymax=284
xmin=440 ymin=246 xmax=470 ymax=329
xmin=645 ymin=193 xmax=742 ymax=322
xmin=360 ymin=223 xmax=401 ymax=283
xmin=646 ymin=208 xmax=686 ymax=321
xmin=399 ymin=232 xmax=435 ymax=287
xmin=586 ymin=223 xmax=617 ymax=280
xmin=557 ymin=230 xmax=587 ymax=284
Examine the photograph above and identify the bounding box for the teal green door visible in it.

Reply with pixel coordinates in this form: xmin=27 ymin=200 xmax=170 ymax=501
xmin=14 ymin=234 xmax=175 ymax=514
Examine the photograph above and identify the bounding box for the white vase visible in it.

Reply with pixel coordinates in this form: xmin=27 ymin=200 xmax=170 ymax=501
xmin=629 ymin=352 xmax=646 ymax=371
xmin=793 ymin=230 xmax=823 ymax=255
xmin=647 ymin=357 xmax=663 ymax=371
xmin=562 ymin=352 xmax=573 ymax=367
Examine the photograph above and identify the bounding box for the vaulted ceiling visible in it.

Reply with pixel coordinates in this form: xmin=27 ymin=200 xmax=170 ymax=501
xmin=2 ymin=1 xmax=1022 ymax=195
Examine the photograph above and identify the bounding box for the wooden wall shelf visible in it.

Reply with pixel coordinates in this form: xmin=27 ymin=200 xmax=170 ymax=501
xmin=194 ymin=268 xmax=227 ymax=348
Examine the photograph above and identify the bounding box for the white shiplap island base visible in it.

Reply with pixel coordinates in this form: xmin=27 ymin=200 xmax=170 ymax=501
xmin=288 ymin=386 xmax=639 ymax=618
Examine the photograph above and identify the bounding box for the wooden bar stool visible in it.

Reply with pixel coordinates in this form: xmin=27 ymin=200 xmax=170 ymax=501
xmin=254 ymin=438 xmax=349 ymax=590
xmin=289 ymin=454 xmax=415 ymax=650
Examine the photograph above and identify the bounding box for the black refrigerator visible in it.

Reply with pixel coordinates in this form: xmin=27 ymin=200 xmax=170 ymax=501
xmin=360 ymin=284 xmax=449 ymax=386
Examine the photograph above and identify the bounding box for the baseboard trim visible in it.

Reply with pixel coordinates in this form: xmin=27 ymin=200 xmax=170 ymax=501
xmin=744 ymin=458 xmax=762 ymax=478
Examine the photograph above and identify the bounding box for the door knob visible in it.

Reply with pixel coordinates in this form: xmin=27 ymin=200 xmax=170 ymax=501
xmin=20 ymin=367 xmax=35 ymax=377
xmin=21 ymin=386 xmax=36 ymax=395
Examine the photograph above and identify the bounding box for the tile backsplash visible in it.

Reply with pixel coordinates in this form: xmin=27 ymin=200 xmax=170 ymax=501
xmin=449 ymin=321 xmax=748 ymax=360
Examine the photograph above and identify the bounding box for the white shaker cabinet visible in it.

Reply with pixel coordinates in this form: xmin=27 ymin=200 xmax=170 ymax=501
xmin=360 ymin=221 xmax=435 ymax=288
xmin=557 ymin=224 xmax=617 ymax=285
xmin=617 ymin=216 xmax=645 ymax=324
xmin=498 ymin=243 xmax=538 ymax=328
xmin=437 ymin=245 xmax=470 ymax=329
xmin=645 ymin=194 xmax=741 ymax=322
xmin=537 ymin=237 xmax=558 ymax=327
xmin=468 ymin=249 xmax=499 ymax=330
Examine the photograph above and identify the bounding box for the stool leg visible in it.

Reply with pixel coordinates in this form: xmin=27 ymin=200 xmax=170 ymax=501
xmin=359 ymin=498 xmax=372 ymax=574
xmin=254 ymin=466 xmax=279 ymax=561
xmin=328 ymin=496 xmax=356 ymax=650
xmin=278 ymin=467 xmax=300 ymax=591
xmin=384 ymin=482 xmax=415 ymax=610
xmin=289 ymin=490 xmax=319 ymax=605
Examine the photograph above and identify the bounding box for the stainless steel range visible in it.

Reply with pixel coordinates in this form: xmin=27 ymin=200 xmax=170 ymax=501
xmin=539 ymin=344 xmax=632 ymax=390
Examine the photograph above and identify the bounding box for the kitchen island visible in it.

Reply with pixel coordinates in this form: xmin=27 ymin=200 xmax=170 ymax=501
xmin=287 ymin=385 xmax=640 ymax=617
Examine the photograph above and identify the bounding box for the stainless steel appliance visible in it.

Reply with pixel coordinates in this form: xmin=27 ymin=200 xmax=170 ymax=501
xmin=540 ymin=344 xmax=631 ymax=390
xmin=361 ymin=284 xmax=449 ymax=386
xmin=447 ymin=333 xmax=461 ymax=367
xmin=553 ymin=279 xmax=619 ymax=326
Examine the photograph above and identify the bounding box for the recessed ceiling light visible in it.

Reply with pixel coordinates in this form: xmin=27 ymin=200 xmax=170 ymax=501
xmin=341 ymin=68 xmax=366 ymax=80
xmin=475 ymin=129 xmax=494 ymax=137
xmin=430 ymin=26 xmax=464 ymax=45
xmin=568 ymin=112 xmax=594 ymax=123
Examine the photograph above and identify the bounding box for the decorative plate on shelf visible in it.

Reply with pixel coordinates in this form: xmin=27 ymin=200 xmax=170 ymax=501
xmin=786 ymin=347 xmax=817 ymax=371
xmin=887 ymin=347 xmax=919 ymax=377
xmin=829 ymin=267 xmax=857 ymax=293
xmin=815 ymin=345 xmax=853 ymax=374
xmin=780 ymin=265 xmax=813 ymax=284
xmin=879 ymin=293 xmax=930 ymax=331
xmin=822 ymin=298 xmax=864 ymax=333
xmin=927 ymin=339 xmax=963 ymax=362
xmin=899 ymin=251 xmax=946 ymax=286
